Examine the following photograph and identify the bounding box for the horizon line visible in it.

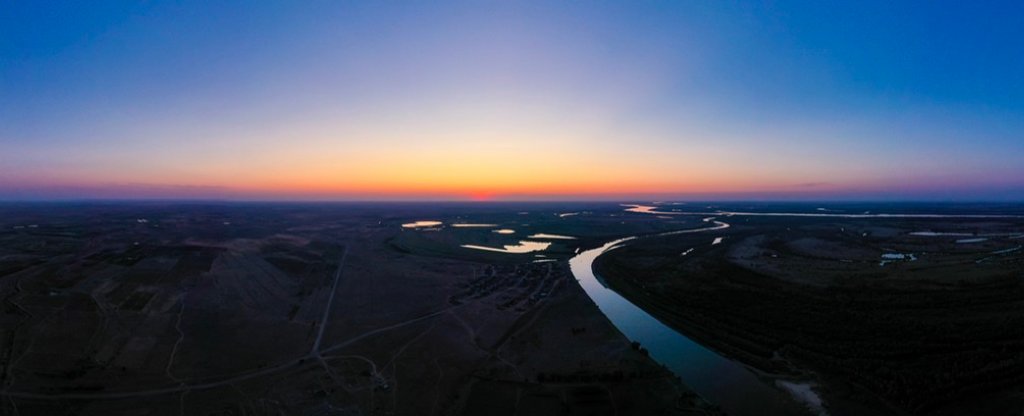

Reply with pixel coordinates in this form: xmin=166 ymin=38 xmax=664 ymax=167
xmin=3 ymin=198 xmax=1024 ymax=204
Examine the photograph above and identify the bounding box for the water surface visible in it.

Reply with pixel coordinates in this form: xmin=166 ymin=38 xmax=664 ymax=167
xmin=528 ymin=233 xmax=577 ymax=240
xmin=401 ymin=220 xmax=443 ymax=229
xmin=462 ymin=240 xmax=550 ymax=254
xmin=570 ymin=236 xmax=817 ymax=416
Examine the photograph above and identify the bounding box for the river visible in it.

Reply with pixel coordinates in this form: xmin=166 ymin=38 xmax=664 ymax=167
xmin=572 ymin=203 xmax=1024 ymax=414
xmin=569 ymin=228 xmax=822 ymax=416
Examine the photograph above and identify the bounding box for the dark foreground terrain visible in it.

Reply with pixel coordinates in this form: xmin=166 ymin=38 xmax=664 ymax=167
xmin=0 ymin=202 xmax=712 ymax=416
xmin=4 ymin=201 xmax=1024 ymax=415
xmin=598 ymin=203 xmax=1024 ymax=415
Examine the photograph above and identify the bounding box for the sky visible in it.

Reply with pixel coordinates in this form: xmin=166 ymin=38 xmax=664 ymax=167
xmin=2 ymin=1 xmax=1023 ymax=201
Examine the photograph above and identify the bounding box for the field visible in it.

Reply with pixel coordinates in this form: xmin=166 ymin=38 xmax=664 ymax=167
xmin=597 ymin=203 xmax=1024 ymax=415
xmin=0 ymin=202 xmax=714 ymax=415
xmin=6 ymin=201 xmax=1023 ymax=415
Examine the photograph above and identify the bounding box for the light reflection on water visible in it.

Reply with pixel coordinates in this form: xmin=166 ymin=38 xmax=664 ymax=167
xmin=401 ymin=220 xmax=443 ymax=228
xmin=624 ymin=204 xmax=1024 ymax=219
xmin=570 ymin=240 xmax=813 ymax=416
xmin=528 ymin=233 xmax=576 ymax=240
xmin=462 ymin=240 xmax=551 ymax=254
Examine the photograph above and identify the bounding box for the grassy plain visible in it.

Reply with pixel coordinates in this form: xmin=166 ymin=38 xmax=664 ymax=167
xmin=0 ymin=202 xmax=712 ymax=415
xmin=597 ymin=204 xmax=1024 ymax=415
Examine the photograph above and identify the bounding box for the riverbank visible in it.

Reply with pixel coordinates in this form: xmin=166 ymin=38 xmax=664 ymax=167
xmin=593 ymin=214 xmax=1024 ymax=415
xmin=572 ymin=238 xmax=815 ymax=416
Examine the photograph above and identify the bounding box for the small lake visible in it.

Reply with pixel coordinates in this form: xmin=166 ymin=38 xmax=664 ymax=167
xmin=528 ymin=233 xmax=577 ymax=240
xmin=462 ymin=240 xmax=551 ymax=254
xmin=401 ymin=220 xmax=443 ymax=229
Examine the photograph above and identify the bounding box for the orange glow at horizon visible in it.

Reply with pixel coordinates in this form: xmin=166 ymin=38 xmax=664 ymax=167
xmin=3 ymin=141 xmax=879 ymax=200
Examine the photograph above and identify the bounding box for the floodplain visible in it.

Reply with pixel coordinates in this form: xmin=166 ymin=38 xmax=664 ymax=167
xmin=2 ymin=201 xmax=1023 ymax=415
xmin=0 ymin=202 xmax=710 ymax=415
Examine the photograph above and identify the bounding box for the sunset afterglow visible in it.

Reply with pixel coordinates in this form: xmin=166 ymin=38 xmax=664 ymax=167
xmin=3 ymin=2 xmax=1023 ymax=200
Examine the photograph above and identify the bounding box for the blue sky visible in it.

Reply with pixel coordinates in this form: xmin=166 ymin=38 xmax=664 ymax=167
xmin=2 ymin=1 xmax=1023 ymax=200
